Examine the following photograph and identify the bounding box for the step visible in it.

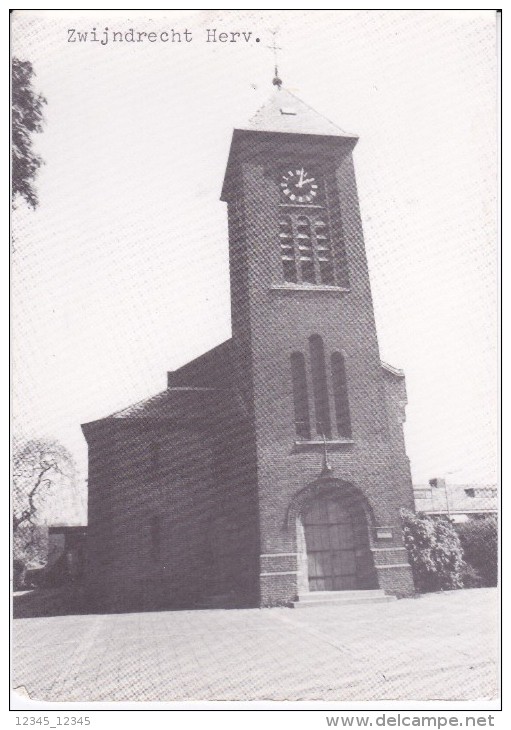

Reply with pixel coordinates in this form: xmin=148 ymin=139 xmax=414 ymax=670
xmin=291 ymin=589 xmax=396 ymax=608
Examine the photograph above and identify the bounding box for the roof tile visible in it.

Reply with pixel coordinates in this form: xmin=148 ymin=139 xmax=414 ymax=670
xmin=242 ymin=88 xmax=357 ymax=139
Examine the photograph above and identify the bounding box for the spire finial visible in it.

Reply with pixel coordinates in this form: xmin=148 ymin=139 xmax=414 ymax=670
xmin=267 ymin=31 xmax=283 ymax=89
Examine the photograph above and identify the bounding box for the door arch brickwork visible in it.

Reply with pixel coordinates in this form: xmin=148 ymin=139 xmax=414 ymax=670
xmin=286 ymin=480 xmax=378 ymax=594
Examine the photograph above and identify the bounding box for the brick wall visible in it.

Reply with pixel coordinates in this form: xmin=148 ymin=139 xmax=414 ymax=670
xmin=84 ymin=417 xmax=260 ymax=611
xmin=223 ymin=130 xmax=416 ymax=603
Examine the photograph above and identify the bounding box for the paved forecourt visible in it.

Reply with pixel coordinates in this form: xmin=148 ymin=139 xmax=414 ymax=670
xmin=12 ymin=588 xmax=498 ymax=702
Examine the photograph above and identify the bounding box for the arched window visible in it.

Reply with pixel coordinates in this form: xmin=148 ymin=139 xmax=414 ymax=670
xmin=309 ymin=335 xmax=332 ymax=438
xmin=331 ymin=352 xmax=352 ymax=438
xmin=290 ymin=352 xmax=311 ymax=439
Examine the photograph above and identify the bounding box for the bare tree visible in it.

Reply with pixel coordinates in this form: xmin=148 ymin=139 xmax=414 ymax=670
xmin=12 ymin=57 xmax=47 ymax=209
xmin=13 ymin=437 xmax=77 ymax=568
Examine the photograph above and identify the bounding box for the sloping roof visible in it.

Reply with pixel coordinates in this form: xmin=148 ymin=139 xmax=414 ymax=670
xmin=241 ymin=87 xmax=357 ymax=139
xmin=81 ymin=386 xmax=242 ymax=432
xmin=107 ymin=387 xmax=221 ymax=420
xmin=168 ymin=339 xmax=233 ymax=389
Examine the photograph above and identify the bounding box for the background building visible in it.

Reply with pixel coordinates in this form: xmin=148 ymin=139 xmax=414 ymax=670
xmin=414 ymin=479 xmax=498 ymax=523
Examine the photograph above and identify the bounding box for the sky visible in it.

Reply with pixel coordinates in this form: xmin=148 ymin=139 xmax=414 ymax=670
xmin=11 ymin=9 xmax=499 ymax=523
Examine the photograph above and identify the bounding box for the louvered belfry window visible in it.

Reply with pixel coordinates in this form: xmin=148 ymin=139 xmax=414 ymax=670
xmin=315 ymin=219 xmax=335 ymax=285
xmin=279 ymin=213 xmax=336 ymax=285
xmin=296 ymin=216 xmax=315 ymax=283
xmin=279 ymin=215 xmax=297 ymax=283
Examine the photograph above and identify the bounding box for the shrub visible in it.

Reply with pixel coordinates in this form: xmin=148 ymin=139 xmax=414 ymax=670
xmin=13 ymin=558 xmax=27 ymax=591
xmin=459 ymin=563 xmax=484 ymax=588
xmin=456 ymin=516 xmax=498 ymax=587
xmin=401 ymin=509 xmax=464 ymax=593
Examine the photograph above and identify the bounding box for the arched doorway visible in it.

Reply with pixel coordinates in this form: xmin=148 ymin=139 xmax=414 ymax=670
xmin=301 ymin=492 xmax=376 ymax=592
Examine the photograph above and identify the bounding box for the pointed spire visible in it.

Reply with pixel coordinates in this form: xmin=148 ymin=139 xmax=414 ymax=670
xmin=244 ymin=87 xmax=357 ymax=138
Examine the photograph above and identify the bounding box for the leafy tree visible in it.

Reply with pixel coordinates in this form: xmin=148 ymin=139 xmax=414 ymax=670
xmin=401 ymin=509 xmax=464 ymax=592
xmin=456 ymin=516 xmax=498 ymax=587
xmin=12 ymin=57 xmax=47 ymax=209
xmin=13 ymin=437 xmax=76 ymax=572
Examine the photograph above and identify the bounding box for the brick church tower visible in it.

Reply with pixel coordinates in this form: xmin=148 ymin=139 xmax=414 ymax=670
xmin=220 ymin=85 xmax=415 ymax=604
xmin=82 ymin=82 xmax=415 ymax=611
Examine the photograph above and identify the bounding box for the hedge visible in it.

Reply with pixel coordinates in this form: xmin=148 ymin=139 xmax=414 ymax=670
xmin=455 ymin=515 xmax=498 ymax=587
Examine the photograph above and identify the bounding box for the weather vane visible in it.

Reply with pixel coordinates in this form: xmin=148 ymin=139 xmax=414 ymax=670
xmin=267 ymin=30 xmax=283 ymax=89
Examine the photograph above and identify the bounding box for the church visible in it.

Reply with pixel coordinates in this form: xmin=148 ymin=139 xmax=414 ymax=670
xmin=82 ymin=77 xmax=416 ymax=611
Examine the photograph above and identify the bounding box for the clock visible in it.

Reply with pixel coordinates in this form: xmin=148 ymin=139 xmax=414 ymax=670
xmin=280 ymin=167 xmax=319 ymax=204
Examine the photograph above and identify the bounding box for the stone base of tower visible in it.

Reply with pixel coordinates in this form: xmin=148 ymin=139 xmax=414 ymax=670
xmin=374 ymin=564 xmax=415 ymax=598
xmin=259 ymin=552 xmax=415 ymax=607
xmin=260 ymin=571 xmax=299 ymax=607
xmin=371 ymin=548 xmax=415 ymax=597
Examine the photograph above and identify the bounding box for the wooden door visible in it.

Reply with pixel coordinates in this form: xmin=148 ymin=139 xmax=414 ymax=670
xmin=303 ymin=496 xmax=359 ymax=591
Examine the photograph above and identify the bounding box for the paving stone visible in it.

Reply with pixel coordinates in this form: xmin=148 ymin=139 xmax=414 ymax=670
xmin=12 ymin=588 xmax=498 ymax=702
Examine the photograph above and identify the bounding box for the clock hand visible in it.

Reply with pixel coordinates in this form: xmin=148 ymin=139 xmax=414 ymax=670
xmin=301 ymin=177 xmax=315 ymax=185
xmin=297 ymin=168 xmax=305 ymax=188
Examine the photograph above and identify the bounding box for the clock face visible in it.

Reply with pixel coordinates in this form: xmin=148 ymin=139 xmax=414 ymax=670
xmin=280 ymin=167 xmax=319 ymax=204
